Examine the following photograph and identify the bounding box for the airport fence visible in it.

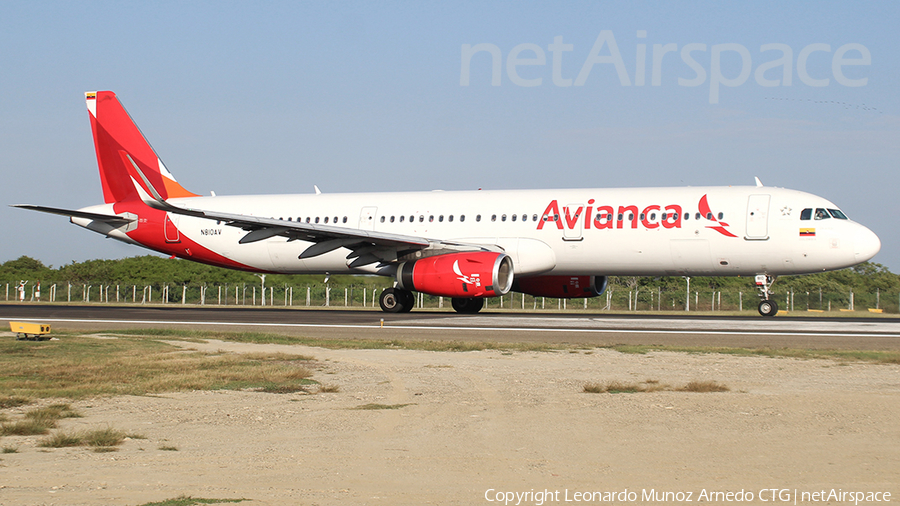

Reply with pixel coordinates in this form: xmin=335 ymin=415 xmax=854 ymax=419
xmin=3 ymin=279 xmax=895 ymax=313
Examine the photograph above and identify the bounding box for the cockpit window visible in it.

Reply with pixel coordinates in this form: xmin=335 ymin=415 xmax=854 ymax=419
xmin=814 ymin=208 xmax=830 ymax=220
xmin=828 ymin=209 xmax=848 ymax=220
xmin=800 ymin=208 xmax=812 ymax=220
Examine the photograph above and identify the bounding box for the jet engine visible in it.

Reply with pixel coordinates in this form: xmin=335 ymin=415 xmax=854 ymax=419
xmin=514 ymin=275 xmax=608 ymax=298
xmin=396 ymin=252 xmax=514 ymax=298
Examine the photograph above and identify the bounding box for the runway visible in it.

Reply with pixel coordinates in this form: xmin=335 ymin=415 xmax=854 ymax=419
xmin=2 ymin=304 xmax=900 ymax=350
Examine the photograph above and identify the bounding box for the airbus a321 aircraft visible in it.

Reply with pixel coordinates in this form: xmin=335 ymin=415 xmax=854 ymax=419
xmin=15 ymin=91 xmax=881 ymax=316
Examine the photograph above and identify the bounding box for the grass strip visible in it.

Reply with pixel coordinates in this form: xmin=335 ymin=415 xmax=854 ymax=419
xmin=137 ymin=496 xmax=247 ymax=506
xmin=0 ymin=335 xmax=314 ymax=399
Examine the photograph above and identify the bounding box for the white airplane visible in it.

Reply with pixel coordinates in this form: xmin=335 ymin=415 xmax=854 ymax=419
xmin=15 ymin=91 xmax=881 ymax=316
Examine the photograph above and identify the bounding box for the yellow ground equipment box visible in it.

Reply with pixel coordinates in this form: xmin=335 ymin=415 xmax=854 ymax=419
xmin=10 ymin=321 xmax=51 ymax=341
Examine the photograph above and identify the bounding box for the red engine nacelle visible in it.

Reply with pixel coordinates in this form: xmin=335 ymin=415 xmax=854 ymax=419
xmin=396 ymin=252 xmax=514 ymax=298
xmin=514 ymin=275 xmax=608 ymax=299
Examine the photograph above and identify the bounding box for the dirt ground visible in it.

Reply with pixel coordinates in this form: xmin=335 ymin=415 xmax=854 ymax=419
xmin=1 ymin=339 xmax=898 ymax=506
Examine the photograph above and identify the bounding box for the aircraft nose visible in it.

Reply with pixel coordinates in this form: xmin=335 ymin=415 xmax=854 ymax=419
xmin=854 ymin=225 xmax=881 ymax=262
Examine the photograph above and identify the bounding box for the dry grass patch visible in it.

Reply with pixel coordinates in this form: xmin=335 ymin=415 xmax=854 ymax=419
xmin=677 ymin=380 xmax=730 ymax=392
xmin=352 ymin=403 xmax=414 ymax=410
xmin=318 ymin=384 xmax=340 ymax=393
xmin=3 ymin=446 xmax=19 ymax=453
xmin=26 ymin=403 xmax=81 ymax=422
xmin=0 ymin=396 xmax=30 ymax=409
xmin=584 ymin=379 xmax=729 ymax=394
xmin=39 ymin=429 xmax=84 ymax=448
xmin=0 ymin=335 xmax=317 ymax=399
xmin=583 ymin=380 xmax=667 ymax=394
xmin=38 ymin=426 xmax=127 ymax=451
xmin=137 ymin=495 xmax=246 ymax=506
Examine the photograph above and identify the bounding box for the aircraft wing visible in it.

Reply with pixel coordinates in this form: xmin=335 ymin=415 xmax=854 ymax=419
xmin=128 ymin=169 xmax=492 ymax=266
xmin=11 ymin=204 xmax=133 ymax=225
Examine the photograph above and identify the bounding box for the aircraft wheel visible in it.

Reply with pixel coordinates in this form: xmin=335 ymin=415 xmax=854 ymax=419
xmin=451 ymin=297 xmax=484 ymax=314
xmin=379 ymin=288 xmax=408 ymax=313
xmin=758 ymin=299 xmax=778 ymax=317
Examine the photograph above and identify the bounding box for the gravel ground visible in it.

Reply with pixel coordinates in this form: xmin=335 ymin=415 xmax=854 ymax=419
xmin=1 ymin=339 xmax=898 ymax=506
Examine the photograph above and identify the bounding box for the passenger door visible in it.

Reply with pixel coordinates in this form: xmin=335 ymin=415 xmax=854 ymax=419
xmin=745 ymin=195 xmax=770 ymax=240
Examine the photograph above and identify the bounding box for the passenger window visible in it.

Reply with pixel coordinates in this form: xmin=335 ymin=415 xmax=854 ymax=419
xmin=438 ymin=215 xmax=443 ymax=222
xmin=343 ymin=217 xmax=347 ymax=223
xmin=828 ymin=209 xmax=848 ymax=220
xmin=554 ymin=214 xmax=559 ymax=221
xmin=533 ymin=214 xmax=538 ymax=221
xmin=305 ymin=217 xmax=310 ymax=223
xmin=511 ymin=214 xmax=517 ymax=222
xmin=476 ymin=215 xmax=481 ymax=222
xmin=325 ymin=217 xmax=330 ymax=223
xmin=460 ymin=215 xmax=465 ymax=222
xmin=800 ymin=208 xmax=812 ymax=220
xmin=706 ymin=213 xmax=713 ymax=220
xmin=717 ymin=212 xmax=723 ymax=220
xmin=695 ymin=213 xmax=701 ymax=220
xmin=390 ymin=216 xmax=395 ymax=223
xmin=418 ymin=215 xmax=423 ymax=222
xmin=650 ymin=213 xmax=656 ymax=221
xmin=814 ymin=208 xmax=830 ymax=220
xmin=628 ymin=213 xmax=634 ymax=221
xmin=333 ymin=216 xmax=338 ymax=223
xmin=491 ymin=215 xmax=497 ymax=222
xmin=502 ymin=214 xmax=507 ymax=222
xmin=429 ymin=215 xmax=434 ymax=222
xmin=617 ymin=213 xmax=623 ymax=221
xmin=379 ymin=216 xmax=385 ymax=223
xmin=315 ymin=217 xmax=319 ymax=224
xmin=400 ymin=215 xmax=405 ymax=222
xmin=448 ymin=215 xmax=454 ymax=222
xmin=639 ymin=213 xmax=645 ymax=221
xmin=542 ymin=215 xmax=548 ymax=221
xmin=683 ymin=213 xmax=689 ymax=221
xmin=521 ymin=214 xmax=527 ymax=222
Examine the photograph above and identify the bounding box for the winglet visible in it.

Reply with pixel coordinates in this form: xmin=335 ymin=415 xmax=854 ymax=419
xmin=314 ymin=185 xmax=322 ymax=195
xmin=754 ymin=177 xmax=764 ymax=187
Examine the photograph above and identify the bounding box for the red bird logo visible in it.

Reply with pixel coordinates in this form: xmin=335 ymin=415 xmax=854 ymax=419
xmin=699 ymin=194 xmax=737 ymax=238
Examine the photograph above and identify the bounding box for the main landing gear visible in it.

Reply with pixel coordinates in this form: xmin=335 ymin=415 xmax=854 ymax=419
xmin=755 ymin=274 xmax=778 ymax=317
xmin=379 ymin=287 xmax=415 ymax=313
xmin=378 ymin=288 xmax=486 ymax=314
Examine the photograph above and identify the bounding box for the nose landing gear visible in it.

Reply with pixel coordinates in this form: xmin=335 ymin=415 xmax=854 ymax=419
xmin=755 ymin=274 xmax=778 ymax=317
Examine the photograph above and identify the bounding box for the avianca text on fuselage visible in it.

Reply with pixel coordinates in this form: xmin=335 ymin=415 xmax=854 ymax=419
xmin=538 ymin=199 xmax=684 ymax=230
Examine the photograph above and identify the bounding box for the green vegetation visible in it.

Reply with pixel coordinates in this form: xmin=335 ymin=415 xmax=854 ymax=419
xmin=0 ymin=335 xmax=314 ymax=399
xmin=136 ymin=496 xmax=246 ymax=506
xmin=2 ymin=255 xmax=898 ymax=311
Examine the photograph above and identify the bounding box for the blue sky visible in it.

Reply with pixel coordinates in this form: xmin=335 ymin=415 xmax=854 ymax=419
xmin=1 ymin=1 xmax=898 ymax=272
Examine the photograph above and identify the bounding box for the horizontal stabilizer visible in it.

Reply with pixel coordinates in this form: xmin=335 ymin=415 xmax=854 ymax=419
xmin=12 ymin=204 xmax=132 ymax=224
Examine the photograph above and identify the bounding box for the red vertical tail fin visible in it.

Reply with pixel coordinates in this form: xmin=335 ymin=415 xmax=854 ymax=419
xmin=86 ymin=91 xmax=198 ymax=204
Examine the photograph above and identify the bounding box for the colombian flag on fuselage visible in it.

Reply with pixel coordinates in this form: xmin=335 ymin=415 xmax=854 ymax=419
xmin=800 ymin=228 xmax=816 ymax=237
